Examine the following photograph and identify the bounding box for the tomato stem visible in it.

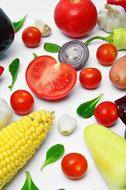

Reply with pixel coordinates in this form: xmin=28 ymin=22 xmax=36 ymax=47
xmin=71 ymin=0 xmax=80 ymax=3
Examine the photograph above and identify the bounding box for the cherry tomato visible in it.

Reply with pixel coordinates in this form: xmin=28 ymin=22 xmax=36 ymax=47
xmin=79 ymin=67 xmax=102 ymax=89
xmin=96 ymin=43 xmax=118 ymax=66
xmin=10 ymin=90 xmax=34 ymax=115
xmin=22 ymin=26 xmax=41 ymax=48
xmin=61 ymin=153 xmax=88 ymax=180
xmin=26 ymin=55 xmax=77 ymax=100
xmin=54 ymin=0 xmax=97 ymax=38
xmin=94 ymin=101 xmax=118 ymax=127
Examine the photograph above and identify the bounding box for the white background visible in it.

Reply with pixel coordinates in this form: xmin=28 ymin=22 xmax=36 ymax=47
xmin=0 ymin=0 xmax=126 ymax=190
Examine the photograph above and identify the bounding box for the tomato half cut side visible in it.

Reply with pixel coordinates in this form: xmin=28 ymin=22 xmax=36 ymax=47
xmin=25 ymin=55 xmax=77 ymax=100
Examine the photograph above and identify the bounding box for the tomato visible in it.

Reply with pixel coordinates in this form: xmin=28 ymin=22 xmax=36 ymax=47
xmin=22 ymin=26 xmax=41 ymax=48
xmin=10 ymin=90 xmax=34 ymax=115
xmin=107 ymin=0 xmax=126 ymax=10
xmin=61 ymin=153 xmax=88 ymax=180
xmin=96 ymin=43 xmax=118 ymax=66
xmin=54 ymin=0 xmax=97 ymax=38
xmin=79 ymin=67 xmax=102 ymax=89
xmin=25 ymin=56 xmax=77 ymax=100
xmin=94 ymin=101 xmax=118 ymax=127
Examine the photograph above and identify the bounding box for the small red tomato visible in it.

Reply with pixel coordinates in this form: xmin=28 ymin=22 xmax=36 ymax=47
xmin=61 ymin=153 xmax=88 ymax=180
xmin=96 ymin=43 xmax=118 ymax=66
xmin=0 ymin=66 xmax=4 ymax=76
xmin=10 ymin=90 xmax=34 ymax=115
xmin=79 ymin=67 xmax=102 ymax=89
xmin=94 ymin=101 xmax=118 ymax=127
xmin=22 ymin=26 xmax=41 ymax=48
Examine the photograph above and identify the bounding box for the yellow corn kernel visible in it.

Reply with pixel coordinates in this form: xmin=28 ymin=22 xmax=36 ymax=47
xmin=0 ymin=110 xmax=54 ymax=189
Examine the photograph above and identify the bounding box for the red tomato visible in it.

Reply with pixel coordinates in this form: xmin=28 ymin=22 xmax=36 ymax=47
xmin=96 ymin=43 xmax=118 ymax=66
xmin=79 ymin=67 xmax=102 ymax=89
xmin=22 ymin=26 xmax=41 ymax=48
xmin=10 ymin=90 xmax=34 ymax=115
xmin=25 ymin=56 xmax=77 ymax=100
xmin=94 ymin=101 xmax=118 ymax=127
xmin=54 ymin=0 xmax=97 ymax=38
xmin=61 ymin=153 xmax=88 ymax=180
xmin=107 ymin=0 xmax=126 ymax=10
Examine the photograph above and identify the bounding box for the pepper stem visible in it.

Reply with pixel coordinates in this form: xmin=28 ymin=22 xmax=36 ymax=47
xmin=84 ymin=34 xmax=113 ymax=46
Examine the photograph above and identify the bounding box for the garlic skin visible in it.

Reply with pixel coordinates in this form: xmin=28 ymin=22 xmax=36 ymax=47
xmin=35 ymin=19 xmax=52 ymax=37
xmin=58 ymin=114 xmax=77 ymax=136
xmin=0 ymin=98 xmax=13 ymax=129
xmin=98 ymin=4 xmax=126 ymax=33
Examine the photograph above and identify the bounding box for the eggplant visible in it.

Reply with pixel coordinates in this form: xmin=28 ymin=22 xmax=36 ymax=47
xmin=115 ymin=95 xmax=126 ymax=138
xmin=0 ymin=9 xmax=15 ymax=56
xmin=58 ymin=40 xmax=89 ymax=70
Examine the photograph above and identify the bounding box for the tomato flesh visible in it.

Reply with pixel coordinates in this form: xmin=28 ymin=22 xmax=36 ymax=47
xmin=26 ymin=56 xmax=77 ymax=100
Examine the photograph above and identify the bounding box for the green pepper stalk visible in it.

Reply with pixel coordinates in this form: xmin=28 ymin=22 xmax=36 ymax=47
xmin=84 ymin=28 xmax=126 ymax=50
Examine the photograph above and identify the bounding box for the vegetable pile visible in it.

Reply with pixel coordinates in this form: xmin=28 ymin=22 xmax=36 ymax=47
xmin=1 ymin=0 xmax=126 ymax=189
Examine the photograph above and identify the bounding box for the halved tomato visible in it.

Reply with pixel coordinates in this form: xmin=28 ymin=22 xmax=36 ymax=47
xmin=25 ymin=55 xmax=77 ymax=100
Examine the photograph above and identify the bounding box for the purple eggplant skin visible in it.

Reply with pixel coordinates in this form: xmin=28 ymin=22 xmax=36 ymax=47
xmin=58 ymin=40 xmax=89 ymax=70
xmin=115 ymin=95 xmax=126 ymax=138
xmin=115 ymin=95 xmax=126 ymax=125
xmin=0 ymin=9 xmax=15 ymax=56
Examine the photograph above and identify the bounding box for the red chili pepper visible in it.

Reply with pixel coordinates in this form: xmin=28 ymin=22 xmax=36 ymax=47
xmin=0 ymin=66 xmax=4 ymax=76
xmin=107 ymin=0 xmax=126 ymax=10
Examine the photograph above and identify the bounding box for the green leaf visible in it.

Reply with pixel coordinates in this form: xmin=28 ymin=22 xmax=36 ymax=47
xmin=77 ymin=93 xmax=104 ymax=119
xmin=44 ymin=42 xmax=61 ymax=53
xmin=13 ymin=15 xmax=27 ymax=32
xmin=8 ymin=58 xmax=20 ymax=91
xmin=21 ymin=171 xmax=39 ymax=190
xmin=40 ymin=144 xmax=64 ymax=171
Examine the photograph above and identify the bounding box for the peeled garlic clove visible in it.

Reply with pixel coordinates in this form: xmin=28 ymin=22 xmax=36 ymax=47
xmin=35 ymin=19 xmax=52 ymax=37
xmin=58 ymin=114 xmax=77 ymax=136
xmin=0 ymin=98 xmax=13 ymax=129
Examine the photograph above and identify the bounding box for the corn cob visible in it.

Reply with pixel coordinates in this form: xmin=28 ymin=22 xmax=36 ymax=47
xmin=0 ymin=109 xmax=54 ymax=189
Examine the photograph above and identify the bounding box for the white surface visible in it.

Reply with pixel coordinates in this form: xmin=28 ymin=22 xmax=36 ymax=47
xmin=0 ymin=0 xmax=126 ymax=190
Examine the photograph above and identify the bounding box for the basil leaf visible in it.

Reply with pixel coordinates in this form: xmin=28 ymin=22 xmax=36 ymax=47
xmin=13 ymin=15 xmax=27 ymax=32
xmin=77 ymin=93 xmax=104 ymax=119
xmin=44 ymin=42 xmax=61 ymax=53
xmin=40 ymin=144 xmax=64 ymax=171
xmin=21 ymin=171 xmax=39 ymax=190
xmin=8 ymin=58 xmax=20 ymax=91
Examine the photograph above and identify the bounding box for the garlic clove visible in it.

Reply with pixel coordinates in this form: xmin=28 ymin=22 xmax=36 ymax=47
xmin=0 ymin=98 xmax=13 ymax=129
xmin=58 ymin=113 xmax=77 ymax=136
xmin=35 ymin=19 xmax=52 ymax=37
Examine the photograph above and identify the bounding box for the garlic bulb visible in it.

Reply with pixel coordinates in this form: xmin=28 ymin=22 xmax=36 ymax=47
xmin=0 ymin=98 xmax=13 ymax=129
xmin=98 ymin=4 xmax=126 ymax=33
xmin=35 ymin=19 xmax=51 ymax=37
xmin=58 ymin=114 xmax=77 ymax=136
